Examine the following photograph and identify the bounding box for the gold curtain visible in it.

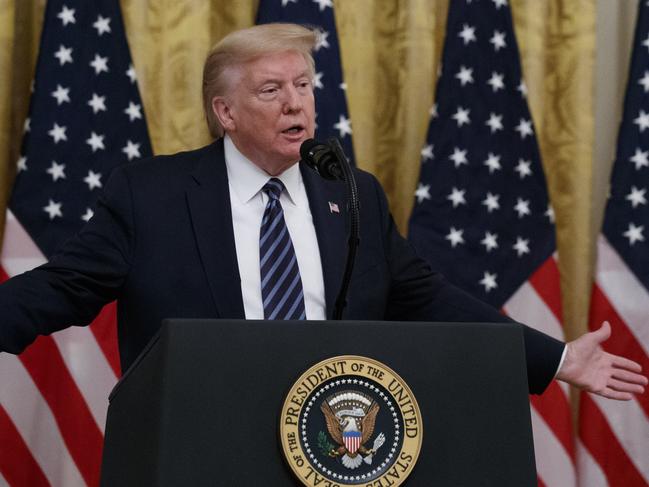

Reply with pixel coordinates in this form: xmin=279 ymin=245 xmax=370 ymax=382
xmin=0 ymin=0 xmax=595 ymax=341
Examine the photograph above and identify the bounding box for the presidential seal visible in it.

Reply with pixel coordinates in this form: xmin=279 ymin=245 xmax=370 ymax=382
xmin=280 ymin=356 xmax=423 ymax=487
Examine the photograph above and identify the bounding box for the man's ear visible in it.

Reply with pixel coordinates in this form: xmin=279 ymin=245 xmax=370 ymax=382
xmin=212 ymin=96 xmax=236 ymax=132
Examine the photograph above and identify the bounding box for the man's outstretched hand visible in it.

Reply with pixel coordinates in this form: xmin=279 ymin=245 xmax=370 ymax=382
xmin=556 ymin=321 xmax=647 ymax=400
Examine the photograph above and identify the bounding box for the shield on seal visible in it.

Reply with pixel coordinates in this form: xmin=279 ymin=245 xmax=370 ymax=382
xmin=343 ymin=430 xmax=362 ymax=454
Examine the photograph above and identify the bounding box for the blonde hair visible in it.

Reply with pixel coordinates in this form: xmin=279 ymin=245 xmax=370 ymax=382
xmin=202 ymin=23 xmax=317 ymax=138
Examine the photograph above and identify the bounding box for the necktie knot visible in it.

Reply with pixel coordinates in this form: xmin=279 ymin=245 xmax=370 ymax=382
xmin=263 ymin=178 xmax=284 ymax=201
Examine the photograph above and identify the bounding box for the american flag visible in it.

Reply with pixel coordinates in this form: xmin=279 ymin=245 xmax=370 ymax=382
xmin=407 ymin=1 xmax=575 ymax=486
xmin=0 ymin=0 xmax=151 ymax=485
xmin=256 ymin=0 xmax=355 ymax=163
xmin=577 ymin=1 xmax=649 ymax=485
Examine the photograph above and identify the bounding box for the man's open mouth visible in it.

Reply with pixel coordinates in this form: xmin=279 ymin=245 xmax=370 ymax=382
xmin=282 ymin=125 xmax=304 ymax=134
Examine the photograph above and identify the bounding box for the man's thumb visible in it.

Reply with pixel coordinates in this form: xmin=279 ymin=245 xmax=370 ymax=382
xmin=593 ymin=321 xmax=611 ymax=343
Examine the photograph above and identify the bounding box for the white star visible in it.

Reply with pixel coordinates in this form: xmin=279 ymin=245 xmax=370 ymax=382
xmin=487 ymin=72 xmax=505 ymax=92
xmin=415 ymin=183 xmax=431 ymax=203
xmin=81 ymin=208 xmax=94 ymax=222
xmin=455 ymin=66 xmax=474 ymax=86
xmin=451 ymin=106 xmax=471 ymax=127
xmin=51 ymin=84 xmax=71 ymax=105
xmin=490 ymin=30 xmax=507 ymax=51
xmin=643 ymin=34 xmax=649 ymax=53
xmin=333 ymin=114 xmax=352 ymax=138
xmin=313 ymin=72 xmax=324 ymax=89
xmin=124 ymin=101 xmax=143 ymax=122
xmin=482 ymin=192 xmax=500 ymax=212
xmin=429 ymin=103 xmax=438 ymax=119
xmin=492 ymin=0 xmax=508 ymax=8
xmin=515 ymin=118 xmax=534 ymax=139
xmin=44 ymin=200 xmax=63 ymax=220
xmin=90 ymin=54 xmax=109 ymax=74
xmin=626 ymin=186 xmax=647 ymax=208
xmin=84 ymin=170 xmax=103 ymax=190
xmin=517 ymin=79 xmax=528 ymax=97
xmin=485 ymin=113 xmax=503 ymax=133
xmin=93 ymin=15 xmax=112 ymax=36
xmin=514 ymin=159 xmax=532 ymax=178
xmin=480 ymin=271 xmax=498 ymax=292
xmin=634 ymin=110 xmax=649 ymax=132
xmin=514 ymin=198 xmax=531 ymax=218
xmin=88 ymin=93 xmax=107 ymax=113
xmin=447 ymin=187 xmax=467 ymax=207
xmin=630 ymin=148 xmax=649 ymax=170
xmin=545 ymin=205 xmax=555 ymax=223
xmin=126 ymin=64 xmax=137 ymax=83
xmin=54 ymin=45 xmax=73 ymax=65
xmin=122 ymin=140 xmax=141 ymax=160
xmin=446 ymin=227 xmax=465 ymax=248
xmin=458 ymin=24 xmax=477 ymax=45
xmin=484 ymin=152 xmax=502 ymax=173
xmin=23 ymin=117 xmax=31 ymax=132
xmin=86 ymin=132 xmax=106 ymax=152
xmin=17 ymin=156 xmax=27 ymax=172
xmin=314 ymin=30 xmax=330 ymax=51
xmin=420 ymin=144 xmax=434 ymax=162
xmin=46 ymin=161 xmax=66 ymax=181
xmin=282 ymin=0 xmax=298 ymax=5
xmin=339 ymin=82 xmax=347 ymax=91
xmin=48 ymin=123 xmax=67 ymax=143
xmin=513 ymin=237 xmax=530 ymax=256
xmin=449 ymin=147 xmax=468 ymax=168
xmin=639 ymin=71 xmax=649 ymax=92
xmin=57 ymin=5 xmax=76 ymax=26
xmin=481 ymin=232 xmax=499 ymax=252
xmin=313 ymin=0 xmax=333 ymax=10
xmin=623 ymin=222 xmax=645 ymax=245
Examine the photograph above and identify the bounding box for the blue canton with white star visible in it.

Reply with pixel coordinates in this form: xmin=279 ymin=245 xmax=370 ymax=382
xmin=11 ymin=0 xmax=152 ymax=258
xmin=408 ymin=0 xmax=555 ymax=307
xmin=602 ymin=0 xmax=649 ymax=289
xmin=256 ymin=0 xmax=355 ymax=163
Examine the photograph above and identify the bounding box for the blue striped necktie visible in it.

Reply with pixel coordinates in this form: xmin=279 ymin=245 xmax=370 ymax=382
xmin=259 ymin=178 xmax=306 ymax=320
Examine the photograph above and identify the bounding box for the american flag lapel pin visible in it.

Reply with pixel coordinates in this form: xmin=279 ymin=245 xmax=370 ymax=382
xmin=328 ymin=201 xmax=340 ymax=214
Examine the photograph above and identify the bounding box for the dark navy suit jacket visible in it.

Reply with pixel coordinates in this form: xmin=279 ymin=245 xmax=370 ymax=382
xmin=0 ymin=139 xmax=563 ymax=393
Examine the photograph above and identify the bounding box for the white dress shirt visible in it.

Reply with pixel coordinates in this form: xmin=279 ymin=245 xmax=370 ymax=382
xmin=224 ymin=135 xmax=327 ymax=320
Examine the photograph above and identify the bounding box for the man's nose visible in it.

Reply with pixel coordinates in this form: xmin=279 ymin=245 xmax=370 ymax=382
xmin=282 ymin=86 xmax=302 ymax=113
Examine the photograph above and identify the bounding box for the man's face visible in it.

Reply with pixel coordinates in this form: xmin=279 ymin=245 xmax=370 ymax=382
xmin=213 ymin=50 xmax=316 ymax=175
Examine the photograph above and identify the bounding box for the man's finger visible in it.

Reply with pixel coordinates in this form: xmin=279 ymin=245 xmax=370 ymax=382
xmin=607 ymin=378 xmax=646 ymax=394
xmin=610 ymin=353 xmax=645 ymax=373
xmin=611 ymin=367 xmax=649 ymax=385
xmin=599 ymin=388 xmax=633 ymax=401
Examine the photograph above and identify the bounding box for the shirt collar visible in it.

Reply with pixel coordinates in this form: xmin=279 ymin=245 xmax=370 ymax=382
xmin=223 ymin=135 xmax=301 ymax=206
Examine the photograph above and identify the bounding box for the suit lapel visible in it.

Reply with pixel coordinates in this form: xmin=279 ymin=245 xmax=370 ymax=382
xmin=301 ymin=163 xmax=347 ymax=319
xmin=186 ymin=140 xmax=245 ymax=319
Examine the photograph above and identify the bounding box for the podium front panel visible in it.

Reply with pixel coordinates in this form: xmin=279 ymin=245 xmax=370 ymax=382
xmin=101 ymin=320 xmax=536 ymax=486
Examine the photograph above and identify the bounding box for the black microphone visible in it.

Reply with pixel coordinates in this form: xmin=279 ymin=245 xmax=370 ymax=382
xmin=300 ymin=139 xmax=343 ymax=180
xmin=300 ymin=137 xmax=360 ymax=320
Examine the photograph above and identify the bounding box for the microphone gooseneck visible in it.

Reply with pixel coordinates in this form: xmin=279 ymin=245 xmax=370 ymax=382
xmin=300 ymin=138 xmax=360 ymax=321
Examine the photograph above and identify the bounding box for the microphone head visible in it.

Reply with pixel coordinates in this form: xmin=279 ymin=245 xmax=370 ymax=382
xmin=300 ymin=138 xmax=326 ymax=162
xmin=300 ymin=138 xmax=343 ymax=181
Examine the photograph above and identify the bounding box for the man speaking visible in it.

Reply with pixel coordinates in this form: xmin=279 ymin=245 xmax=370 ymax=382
xmin=0 ymin=24 xmax=645 ymax=399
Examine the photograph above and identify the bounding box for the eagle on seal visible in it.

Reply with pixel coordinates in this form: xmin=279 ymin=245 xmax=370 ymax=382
xmin=321 ymin=397 xmax=385 ymax=469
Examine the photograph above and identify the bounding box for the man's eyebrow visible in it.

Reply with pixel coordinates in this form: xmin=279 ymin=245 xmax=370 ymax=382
xmin=256 ymin=71 xmax=311 ymax=85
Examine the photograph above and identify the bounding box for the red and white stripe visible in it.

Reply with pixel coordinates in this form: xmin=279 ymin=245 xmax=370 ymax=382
xmin=503 ymin=255 xmax=577 ymax=487
xmin=577 ymin=236 xmax=649 ymax=487
xmin=0 ymin=210 xmax=119 ymax=487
